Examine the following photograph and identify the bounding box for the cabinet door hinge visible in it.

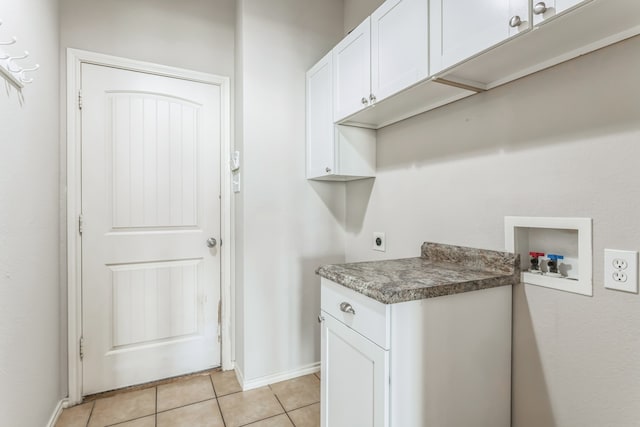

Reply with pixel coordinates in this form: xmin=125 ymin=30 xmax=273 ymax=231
xmin=78 ymin=90 xmax=83 ymax=110
xmin=217 ymin=300 xmax=222 ymax=343
xmin=79 ymin=336 xmax=85 ymax=360
xmin=78 ymin=214 xmax=85 ymax=234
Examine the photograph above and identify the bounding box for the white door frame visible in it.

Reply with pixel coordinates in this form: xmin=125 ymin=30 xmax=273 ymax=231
xmin=66 ymin=48 xmax=234 ymax=404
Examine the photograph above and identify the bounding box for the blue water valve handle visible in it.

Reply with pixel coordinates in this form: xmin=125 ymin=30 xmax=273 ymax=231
xmin=547 ymin=254 xmax=564 ymax=275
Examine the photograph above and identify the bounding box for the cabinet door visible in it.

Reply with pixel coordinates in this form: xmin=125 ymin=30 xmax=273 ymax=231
xmin=306 ymin=52 xmax=335 ymax=179
xmin=430 ymin=0 xmax=529 ymax=73
xmin=321 ymin=312 xmax=389 ymax=427
xmin=333 ymin=17 xmax=371 ymax=122
xmin=532 ymin=0 xmax=591 ymax=26
xmin=371 ymin=0 xmax=429 ymax=102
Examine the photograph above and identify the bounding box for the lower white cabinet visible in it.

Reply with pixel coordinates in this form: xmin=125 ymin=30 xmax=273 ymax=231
xmin=320 ymin=314 xmax=389 ymax=427
xmin=320 ymin=278 xmax=512 ymax=427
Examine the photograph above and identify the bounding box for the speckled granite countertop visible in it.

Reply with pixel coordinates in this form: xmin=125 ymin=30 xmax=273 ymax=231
xmin=316 ymin=242 xmax=520 ymax=304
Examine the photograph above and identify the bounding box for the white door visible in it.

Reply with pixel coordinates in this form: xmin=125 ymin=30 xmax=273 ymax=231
xmin=81 ymin=63 xmax=222 ymax=394
xmin=371 ymin=0 xmax=429 ymax=102
xmin=333 ymin=17 xmax=372 ymax=122
xmin=320 ymin=312 xmax=389 ymax=427
xmin=430 ymin=0 xmax=529 ymax=73
xmin=306 ymin=52 xmax=335 ymax=179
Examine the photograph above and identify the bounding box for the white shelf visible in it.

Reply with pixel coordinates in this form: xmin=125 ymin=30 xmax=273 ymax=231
xmin=505 ymin=216 xmax=593 ymax=296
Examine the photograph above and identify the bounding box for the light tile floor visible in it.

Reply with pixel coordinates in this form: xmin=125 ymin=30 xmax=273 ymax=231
xmin=56 ymin=371 xmax=321 ymax=427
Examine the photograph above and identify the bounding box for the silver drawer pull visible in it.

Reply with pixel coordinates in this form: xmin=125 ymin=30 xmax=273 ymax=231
xmin=339 ymin=302 xmax=355 ymax=315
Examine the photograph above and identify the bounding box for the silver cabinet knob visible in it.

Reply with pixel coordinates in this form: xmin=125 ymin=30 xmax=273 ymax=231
xmin=533 ymin=2 xmax=547 ymax=15
xmin=317 ymin=314 xmax=325 ymax=323
xmin=509 ymin=15 xmax=522 ymax=28
xmin=325 ymin=167 xmax=332 ymax=173
xmin=361 ymin=97 xmax=369 ymax=105
xmin=369 ymin=93 xmax=376 ymax=103
xmin=339 ymin=302 xmax=355 ymax=315
xmin=206 ymin=237 xmax=217 ymax=248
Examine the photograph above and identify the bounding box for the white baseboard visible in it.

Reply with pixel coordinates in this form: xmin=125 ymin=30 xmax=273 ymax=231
xmin=238 ymin=362 xmax=320 ymax=391
xmin=234 ymin=364 xmax=245 ymax=391
xmin=46 ymin=399 xmax=68 ymax=427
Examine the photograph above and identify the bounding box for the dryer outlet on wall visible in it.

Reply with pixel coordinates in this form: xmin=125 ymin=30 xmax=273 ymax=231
xmin=373 ymin=232 xmax=386 ymax=252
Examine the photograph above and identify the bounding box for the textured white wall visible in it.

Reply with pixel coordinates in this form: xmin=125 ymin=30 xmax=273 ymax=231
xmin=344 ymin=0 xmax=384 ymax=34
xmin=0 ymin=0 xmax=62 ymax=425
xmin=343 ymin=35 xmax=640 ymax=426
xmin=59 ymin=0 xmax=235 ymax=76
xmin=235 ymin=0 xmax=345 ymax=382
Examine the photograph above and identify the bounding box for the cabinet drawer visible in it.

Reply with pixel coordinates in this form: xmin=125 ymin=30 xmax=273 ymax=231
xmin=321 ymin=278 xmax=390 ymax=349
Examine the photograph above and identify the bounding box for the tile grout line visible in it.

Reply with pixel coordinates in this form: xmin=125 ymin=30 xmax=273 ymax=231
xmin=237 ymin=413 xmax=291 ymax=427
xmin=85 ymin=401 xmax=96 ymax=427
xmin=210 ymin=373 xmax=228 ymax=427
xmin=156 ymin=397 xmax=217 ymax=415
xmin=288 ymin=400 xmax=320 ymax=413
xmin=268 ymin=384 xmax=296 ymax=427
xmin=105 ymin=413 xmax=156 ymax=427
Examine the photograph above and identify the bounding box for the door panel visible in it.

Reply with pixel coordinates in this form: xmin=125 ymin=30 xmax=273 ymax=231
xmin=110 ymin=260 xmax=201 ymax=348
xmin=320 ymin=313 xmax=389 ymax=427
xmin=111 ymin=93 xmax=199 ymax=228
xmin=533 ymin=0 xmax=591 ymax=25
xmin=371 ymin=0 xmax=429 ymax=102
xmin=306 ymin=52 xmax=335 ymax=179
xmin=81 ymin=63 xmax=221 ymax=394
xmin=333 ymin=17 xmax=371 ymax=122
xmin=430 ymin=0 xmax=529 ymax=73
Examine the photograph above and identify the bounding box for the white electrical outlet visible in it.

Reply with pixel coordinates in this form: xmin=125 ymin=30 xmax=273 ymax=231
xmin=604 ymin=249 xmax=638 ymax=293
xmin=373 ymin=232 xmax=386 ymax=252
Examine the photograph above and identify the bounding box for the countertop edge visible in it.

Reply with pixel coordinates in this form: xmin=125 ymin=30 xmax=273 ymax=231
xmin=318 ymin=267 xmax=519 ymax=304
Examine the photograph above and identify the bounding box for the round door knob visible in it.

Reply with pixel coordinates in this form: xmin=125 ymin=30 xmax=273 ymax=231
xmin=206 ymin=237 xmax=217 ymax=248
xmin=325 ymin=167 xmax=332 ymax=173
xmin=369 ymin=93 xmax=377 ymax=103
xmin=533 ymin=2 xmax=547 ymax=15
xmin=361 ymin=97 xmax=369 ymax=105
xmin=509 ymin=15 xmax=522 ymax=28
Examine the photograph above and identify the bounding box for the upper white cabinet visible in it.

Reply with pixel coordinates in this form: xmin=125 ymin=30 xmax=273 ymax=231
xmin=430 ymin=0 xmax=530 ymax=74
xmin=334 ymin=0 xmax=430 ymax=123
xmin=532 ymin=0 xmax=590 ymax=26
xmin=371 ymin=0 xmax=429 ymax=102
xmin=435 ymin=0 xmax=640 ymax=90
xmin=333 ymin=18 xmax=372 ymax=122
xmin=307 ymin=52 xmax=335 ymax=179
xmin=307 ymin=52 xmax=376 ymax=181
xmin=309 ymin=0 xmax=640 ymax=133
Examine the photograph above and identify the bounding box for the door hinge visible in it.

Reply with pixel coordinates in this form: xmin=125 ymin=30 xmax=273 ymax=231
xmin=78 ymin=214 xmax=85 ymax=234
xmin=78 ymin=90 xmax=83 ymax=110
xmin=217 ymin=300 xmax=222 ymax=343
xmin=79 ymin=336 xmax=85 ymax=360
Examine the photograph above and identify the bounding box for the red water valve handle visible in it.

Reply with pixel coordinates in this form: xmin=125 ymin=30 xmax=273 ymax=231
xmin=529 ymin=252 xmax=545 ymax=257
